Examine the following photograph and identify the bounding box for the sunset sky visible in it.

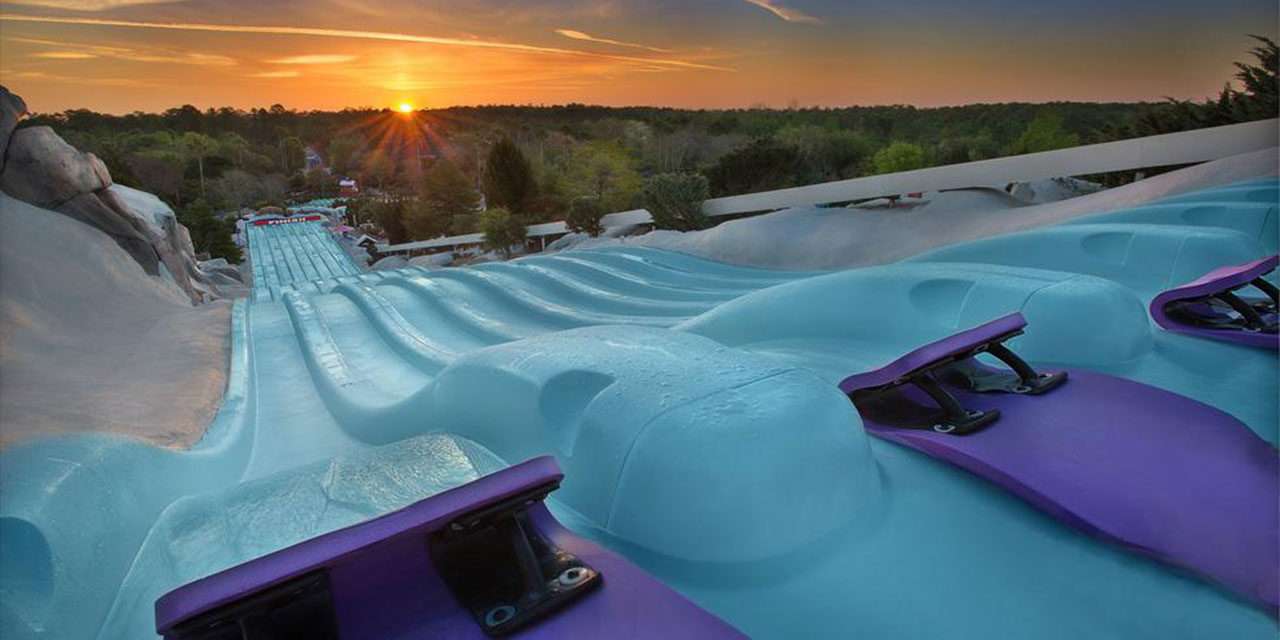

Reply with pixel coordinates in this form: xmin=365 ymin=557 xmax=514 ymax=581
xmin=0 ymin=0 xmax=1276 ymax=114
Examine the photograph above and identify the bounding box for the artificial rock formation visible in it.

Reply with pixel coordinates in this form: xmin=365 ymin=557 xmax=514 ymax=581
xmin=0 ymin=86 xmax=235 ymax=303
xmin=0 ymin=126 xmax=112 ymax=207
xmin=0 ymin=87 xmax=27 ymax=175
xmin=55 ymin=192 xmax=163 ymax=276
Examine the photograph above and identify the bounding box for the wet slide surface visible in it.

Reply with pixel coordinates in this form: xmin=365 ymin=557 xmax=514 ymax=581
xmin=1 ymin=180 xmax=1277 ymax=639
xmin=245 ymin=221 xmax=364 ymax=302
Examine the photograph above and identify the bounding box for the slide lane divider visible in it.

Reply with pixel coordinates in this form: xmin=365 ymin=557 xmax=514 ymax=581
xmin=424 ymin=268 xmax=679 ymax=329
xmin=518 ymin=254 xmax=749 ymax=299
xmin=563 ymin=250 xmax=796 ymax=290
xmin=379 ymin=274 xmax=525 ymax=345
xmin=475 ymin=261 xmax=718 ymax=316
xmin=280 ymin=289 xmax=431 ymax=445
xmin=331 ymin=282 xmax=456 ymax=374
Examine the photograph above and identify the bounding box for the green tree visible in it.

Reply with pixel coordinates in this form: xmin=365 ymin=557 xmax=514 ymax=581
xmin=479 ymin=206 xmax=527 ymax=259
xmin=260 ymin=174 xmax=288 ymax=207
xmin=775 ymin=125 xmax=873 ymax=181
xmin=207 ymin=218 xmax=243 ymax=263
xmin=125 ymin=151 xmax=184 ymax=205
xmin=361 ymin=149 xmax=397 ymax=191
xmin=566 ymin=196 xmax=605 ymax=236
xmin=180 ymin=132 xmax=219 ymax=198
xmin=327 ymin=134 xmax=363 ymax=176
xmin=1230 ymin=35 xmax=1278 ymax=120
xmin=483 ymin=138 xmax=537 ymax=213
xmin=213 ymin=169 xmax=262 ymax=211
xmin=641 ymin=173 xmax=710 ymax=231
xmin=527 ymin=170 xmax=570 ymax=223
xmin=450 ymin=211 xmax=480 ymax=235
xmin=369 ymin=199 xmax=410 ymax=245
xmin=179 ymin=198 xmax=242 ymax=262
xmin=280 ymin=136 xmax=306 ymax=174
xmin=704 ymin=139 xmax=801 ymax=197
xmin=165 ymin=104 xmax=203 ymax=132
xmin=410 ymin=160 xmax=479 ymax=240
xmin=565 ymin=141 xmax=642 ymax=212
xmin=218 ymin=133 xmax=250 ymax=168
xmin=304 ymin=168 xmax=333 ymax=196
xmin=872 ymin=142 xmax=926 ymax=174
xmin=934 ymin=132 xmax=1000 ymax=165
xmin=1007 ymin=112 xmax=1079 ymax=155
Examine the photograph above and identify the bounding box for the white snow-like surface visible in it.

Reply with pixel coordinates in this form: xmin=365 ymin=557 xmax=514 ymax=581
xmin=408 ymin=253 xmax=453 ymax=268
xmin=545 ymin=222 xmax=645 ymax=252
xmin=372 ymin=255 xmax=409 ymax=270
xmin=0 ymin=192 xmax=230 ymax=448
xmin=1007 ymin=177 xmax=1103 ymax=204
xmin=552 ymin=148 xmax=1278 ymax=270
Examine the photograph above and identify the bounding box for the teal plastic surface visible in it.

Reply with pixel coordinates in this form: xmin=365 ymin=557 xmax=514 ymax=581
xmin=2 ymin=180 xmax=1276 ymax=639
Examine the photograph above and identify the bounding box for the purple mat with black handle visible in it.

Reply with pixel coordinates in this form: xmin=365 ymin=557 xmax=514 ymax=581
xmin=1150 ymin=254 xmax=1279 ymax=349
xmin=155 ymin=456 xmax=744 ymax=639
xmin=841 ymin=313 xmax=1280 ymax=612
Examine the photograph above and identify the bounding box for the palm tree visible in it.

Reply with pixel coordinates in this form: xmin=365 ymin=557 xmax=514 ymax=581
xmin=181 ymin=132 xmax=218 ymax=198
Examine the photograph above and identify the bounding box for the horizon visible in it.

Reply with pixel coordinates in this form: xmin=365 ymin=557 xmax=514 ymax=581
xmin=19 ymin=98 xmax=1169 ymax=117
xmin=1 ymin=0 xmax=1276 ymax=114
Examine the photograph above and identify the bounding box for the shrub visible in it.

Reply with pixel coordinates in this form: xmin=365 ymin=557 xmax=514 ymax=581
xmin=871 ymin=142 xmax=926 ymax=174
xmin=565 ymin=196 xmax=605 ymax=236
xmin=1005 ymin=111 xmax=1080 ymax=155
xmin=641 ymin=172 xmax=710 ymax=231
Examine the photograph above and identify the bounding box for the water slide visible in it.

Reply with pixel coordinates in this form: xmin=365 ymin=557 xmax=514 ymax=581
xmin=1 ymin=179 xmax=1276 ymax=638
xmin=245 ymin=221 xmax=365 ymax=302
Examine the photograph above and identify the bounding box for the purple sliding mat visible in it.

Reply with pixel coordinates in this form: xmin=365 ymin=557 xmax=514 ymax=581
xmin=1150 ymin=254 xmax=1279 ymax=349
xmin=840 ymin=314 xmax=1280 ymax=612
xmin=155 ymin=456 xmax=744 ymax=639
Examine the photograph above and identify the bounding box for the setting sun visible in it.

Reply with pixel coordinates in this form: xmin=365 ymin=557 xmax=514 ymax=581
xmin=398 ymin=102 xmax=414 ymax=113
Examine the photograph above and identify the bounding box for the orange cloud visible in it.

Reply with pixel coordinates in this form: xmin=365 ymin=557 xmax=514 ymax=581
xmin=30 ymin=51 xmax=98 ymax=59
xmin=4 ymin=0 xmax=175 ymax=9
xmin=0 ymin=13 xmax=733 ymax=72
xmin=267 ymin=54 xmax=358 ymax=64
xmin=126 ymin=52 xmax=236 ymax=66
xmin=6 ymin=69 xmax=152 ymax=86
xmin=554 ymin=28 xmax=670 ymax=53
xmin=6 ymin=34 xmax=236 ymax=66
xmin=743 ymin=0 xmax=821 ymax=24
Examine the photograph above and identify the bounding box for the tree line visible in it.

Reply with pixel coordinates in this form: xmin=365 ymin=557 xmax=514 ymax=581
xmin=21 ymin=36 xmax=1274 ymax=260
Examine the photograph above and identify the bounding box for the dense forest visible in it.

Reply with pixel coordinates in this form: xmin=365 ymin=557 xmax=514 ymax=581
xmin=20 ymin=36 xmax=1276 ymax=256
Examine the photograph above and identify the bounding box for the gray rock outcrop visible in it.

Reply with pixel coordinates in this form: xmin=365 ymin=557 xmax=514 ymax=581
xmin=56 ymin=192 xmax=163 ymax=276
xmin=1 ymin=126 xmax=111 ymax=207
xmin=0 ymin=86 xmax=234 ymax=304
xmin=198 ymin=258 xmax=245 ymax=285
xmin=0 ymin=86 xmax=27 ymax=174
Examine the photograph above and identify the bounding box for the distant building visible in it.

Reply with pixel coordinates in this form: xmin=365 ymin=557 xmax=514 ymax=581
xmin=304 ymin=147 xmax=324 ymax=172
xmin=339 ymin=178 xmax=359 ymax=197
xmin=351 ymin=233 xmax=384 ymax=262
xmin=353 ymin=233 xmax=383 ymax=250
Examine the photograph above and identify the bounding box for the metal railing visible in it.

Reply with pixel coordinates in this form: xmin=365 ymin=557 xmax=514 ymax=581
xmin=377 ymin=118 xmax=1278 ymax=255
